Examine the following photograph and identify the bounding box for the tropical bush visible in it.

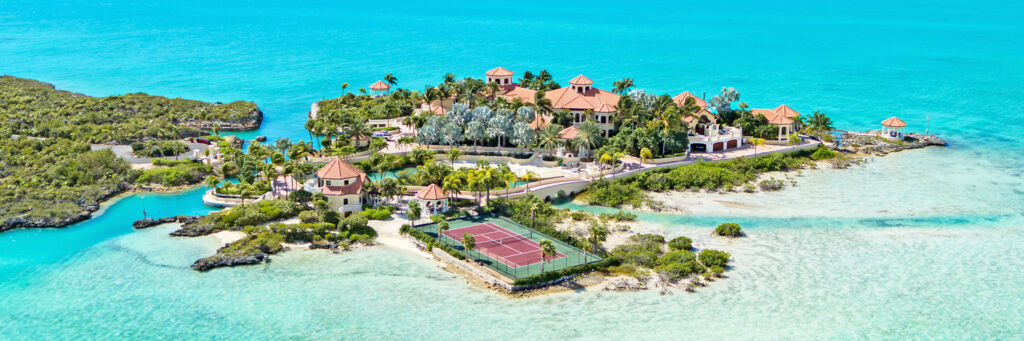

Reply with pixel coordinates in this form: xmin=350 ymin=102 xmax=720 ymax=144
xmin=134 ymin=162 xmax=212 ymax=187
xmin=611 ymin=234 xmax=665 ymax=268
xmin=698 ymin=249 xmax=731 ymax=268
xmin=667 ymin=236 xmax=693 ymax=250
xmin=653 ymin=250 xmax=704 ymax=281
xmin=131 ymin=140 xmax=189 ymax=157
xmin=810 ymin=147 xmax=837 ymax=160
xmin=715 ymin=223 xmax=743 ymax=237
xmin=758 ymin=179 xmax=784 ymax=191
xmin=298 ymin=210 xmax=319 ymax=223
xmin=361 ymin=205 xmax=394 ymax=220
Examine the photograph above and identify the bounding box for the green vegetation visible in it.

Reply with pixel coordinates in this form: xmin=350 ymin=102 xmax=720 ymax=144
xmin=400 ymin=224 xmax=466 ymax=260
xmin=811 ymin=147 xmax=838 ymax=160
xmin=130 ymin=140 xmax=189 ymax=157
xmin=610 ymin=233 xmax=731 ymax=283
xmin=512 ymin=257 xmax=620 ymax=286
xmin=715 ymin=223 xmax=743 ymax=237
xmin=0 ymin=76 xmax=262 ymax=230
xmin=0 ymin=137 xmax=132 ymax=228
xmin=185 ymin=199 xmax=304 ymax=234
xmin=135 ymin=161 xmax=212 ymax=187
xmin=361 ymin=205 xmax=394 ymax=220
xmin=1 ymin=75 xmax=260 ymax=143
xmin=668 ymin=236 xmax=693 ymax=251
xmin=583 ymin=150 xmax=814 ymax=207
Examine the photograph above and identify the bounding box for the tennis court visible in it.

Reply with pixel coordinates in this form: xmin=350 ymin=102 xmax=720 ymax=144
xmin=441 ymin=222 xmax=565 ymax=268
xmin=413 ymin=215 xmax=600 ymax=280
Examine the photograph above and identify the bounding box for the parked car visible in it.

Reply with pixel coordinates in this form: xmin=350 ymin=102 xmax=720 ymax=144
xmin=372 ymin=131 xmax=391 ymax=138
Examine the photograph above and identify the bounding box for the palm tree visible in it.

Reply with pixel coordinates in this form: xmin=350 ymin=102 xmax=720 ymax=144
xmin=599 ymin=153 xmax=613 ymax=170
xmin=204 ymin=175 xmax=220 ymax=191
xmin=611 ymin=152 xmax=624 ymax=177
xmin=442 ymin=175 xmax=463 ymax=203
xmin=750 ymin=137 xmax=765 ymax=156
xmin=539 ymin=239 xmax=556 ymax=273
xmin=462 ymin=233 xmax=476 ymax=262
xmin=612 ymin=78 xmax=634 ymax=95
xmin=211 ymin=123 xmax=221 ymax=136
xmin=438 ymin=220 xmax=450 ymax=242
xmin=503 ymin=171 xmax=517 ymax=198
xmin=348 ymin=121 xmax=371 ymax=148
xmin=410 ymin=148 xmax=434 ymax=165
xmin=651 ymin=107 xmax=682 ymax=156
xmin=575 ymin=120 xmax=601 ymax=157
xmin=640 ymin=147 xmax=653 ymax=165
xmin=384 ymin=73 xmax=397 ymax=86
xmin=341 ymin=82 xmax=349 ymax=94
xmin=525 ymin=195 xmax=543 ymax=228
xmin=586 ymin=223 xmax=608 ymax=264
xmin=807 ymin=110 xmax=834 ymax=132
xmin=538 ymin=124 xmax=562 ymax=156
xmin=407 ymin=200 xmax=422 ymax=226
xmin=446 ymin=148 xmax=462 ymax=167
xmin=521 ymin=170 xmax=540 ymax=192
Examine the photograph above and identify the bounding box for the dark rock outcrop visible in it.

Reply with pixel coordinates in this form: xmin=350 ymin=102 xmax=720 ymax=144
xmin=191 ymin=252 xmax=268 ymax=271
xmin=132 ymin=215 xmax=200 ymax=229
xmin=170 ymin=218 xmax=217 ymax=237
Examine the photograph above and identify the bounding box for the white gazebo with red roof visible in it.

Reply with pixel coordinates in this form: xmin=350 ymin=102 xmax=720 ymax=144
xmin=369 ymin=80 xmax=391 ymax=98
xmin=415 ymin=183 xmax=449 ymax=213
xmin=315 ymin=158 xmax=368 ymax=216
xmin=881 ymin=116 xmax=907 ymax=139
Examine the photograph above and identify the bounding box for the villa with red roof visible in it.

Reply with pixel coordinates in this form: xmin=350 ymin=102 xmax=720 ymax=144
xmin=315 ymin=158 xmax=368 ymax=216
xmin=752 ymin=104 xmax=802 ymax=140
xmin=485 ymin=68 xmax=620 ymax=137
xmin=487 ymin=67 xmax=537 ymax=105
xmin=542 ymin=75 xmax=620 ymax=137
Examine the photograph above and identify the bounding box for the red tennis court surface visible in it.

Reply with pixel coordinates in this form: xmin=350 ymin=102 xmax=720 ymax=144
xmin=442 ymin=222 xmax=565 ymax=268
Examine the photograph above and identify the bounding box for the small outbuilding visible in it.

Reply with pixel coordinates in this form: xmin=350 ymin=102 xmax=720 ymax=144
xmin=881 ymin=116 xmax=907 ymax=138
xmin=415 ymin=183 xmax=449 ymax=213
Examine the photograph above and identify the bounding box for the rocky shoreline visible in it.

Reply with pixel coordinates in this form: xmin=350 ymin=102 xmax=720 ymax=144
xmin=191 ymin=251 xmax=269 ymax=271
xmin=0 ymin=183 xmax=125 ymax=232
xmin=836 ymin=132 xmax=946 ymax=156
xmin=180 ymin=108 xmax=264 ymax=131
xmin=132 ymin=215 xmax=200 ymax=229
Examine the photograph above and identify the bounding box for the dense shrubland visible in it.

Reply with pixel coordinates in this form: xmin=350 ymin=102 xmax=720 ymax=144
xmin=583 ymin=150 xmax=815 ymax=207
xmin=0 ymin=75 xmax=260 ymax=143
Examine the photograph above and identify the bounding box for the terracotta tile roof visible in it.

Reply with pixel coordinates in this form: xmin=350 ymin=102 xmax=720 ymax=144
xmin=558 ymin=126 xmax=581 ymax=140
xmin=672 ymin=91 xmax=708 ymax=109
xmin=544 ymin=85 xmax=620 ymax=112
xmin=530 ymin=114 xmax=551 ymax=130
xmin=369 ymin=80 xmax=390 ymax=91
xmin=753 ymin=108 xmax=794 ymax=125
xmin=569 ymin=75 xmax=594 ymax=86
xmin=316 ymin=158 xmax=365 ymax=180
xmin=499 ymin=85 xmax=537 ymax=104
xmin=486 ymin=67 xmax=515 ymax=77
xmin=415 ymin=183 xmax=448 ymax=200
xmin=321 ymin=173 xmax=366 ymax=196
xmin=881 ymin=116 xmax=907 ymax=128
xmin=772 ymin=104 xmax=801 ymax=118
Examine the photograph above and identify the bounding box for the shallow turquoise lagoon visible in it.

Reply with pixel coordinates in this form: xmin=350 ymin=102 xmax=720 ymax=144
xmin=1 ymin=0 xmax=1023 ymax=339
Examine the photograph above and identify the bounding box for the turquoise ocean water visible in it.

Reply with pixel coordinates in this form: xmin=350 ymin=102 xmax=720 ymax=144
xmin=2 ymin=0 xmax=1023 ymax=339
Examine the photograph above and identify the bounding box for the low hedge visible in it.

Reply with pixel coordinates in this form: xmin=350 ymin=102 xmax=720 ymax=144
xmin=400 ymin=225 xmax=465 ymax=260
xmin=512 ymin=256 xmax=621 ymax=286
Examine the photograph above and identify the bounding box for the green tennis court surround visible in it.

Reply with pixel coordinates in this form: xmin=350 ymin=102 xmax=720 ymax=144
xmin=414 ymin=215 xmax=600 ymax=280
